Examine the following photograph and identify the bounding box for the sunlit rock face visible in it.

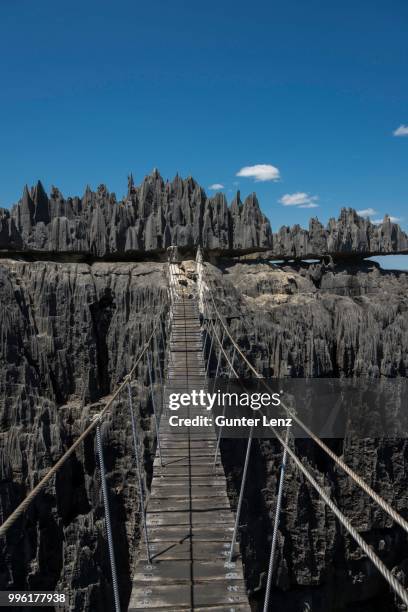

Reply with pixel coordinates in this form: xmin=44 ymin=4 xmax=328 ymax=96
xmin=272 ymin=209 xmax=408 ymax=260
xmin=0 ymin=171 xmax=272 ymax=255
xmin=1 ymin=171 xmax=407 ymax=258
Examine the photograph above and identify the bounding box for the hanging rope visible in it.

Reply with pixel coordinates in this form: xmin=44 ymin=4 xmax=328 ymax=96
xmin=201 ymin=263 xmax=408 ymax=538
xmin=205 ymin=333 xmax=214 ymax=377
xmin=213 ymin=345 xmax=237 ymax=470
xmin=270 ymin=423 xmax=408 ymax=608
xmin=154 ymin=334 xmax=163 ymax=388
xmin=95 ymin=419 xmax=121 ymax=612
xmin=263 ymin=427 xmax=289 ymax=612
xmin=0 ymin=308 xmax=166 ymax=539
xmin=127 ymin=383 xmax=151 ymax=564
xmin=198 ymin=259 xmax=408 ymax=608
xmin=229 ymin=426 xmax=254 ymax=563
xmin=147 ymin=351 xmax=164 ymax=467
xmin=211 ymin=328 xmax=225 ymax=394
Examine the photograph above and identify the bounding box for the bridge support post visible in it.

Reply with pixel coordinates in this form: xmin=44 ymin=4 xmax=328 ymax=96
xmin=95 ymin=419 xmax=121 ymax=612
xmin=127 ymin=383 xmax=152 ymax=564
xmin=263 ymin=428 xmax=289 ymax=612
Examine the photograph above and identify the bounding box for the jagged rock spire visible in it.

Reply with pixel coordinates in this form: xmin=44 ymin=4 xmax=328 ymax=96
xmin=19 ymin=185 xmax=35 ymax=233
xmin=2 ymin=171 xmax=408 ymax=258
xmin=127 ymin=173 xmax=135 ymax=196
xmin=32 ymin=180 xmax=50 ymax=224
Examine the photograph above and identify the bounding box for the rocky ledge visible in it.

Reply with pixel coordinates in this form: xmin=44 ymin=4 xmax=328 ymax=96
xmin=0 ymin=170 xmax=407 ymax=259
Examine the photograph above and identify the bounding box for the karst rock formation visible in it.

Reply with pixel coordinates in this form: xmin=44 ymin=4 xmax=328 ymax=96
xmin=0 ymin=171 xmax=407 ymax=612
xmin=0 ymin=170 xmax=407 ymax=258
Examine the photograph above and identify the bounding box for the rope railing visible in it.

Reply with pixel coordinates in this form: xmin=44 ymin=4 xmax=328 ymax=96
xmin=197 ymin=253 xmax=408 ymax=609
xmin=0 ymin=297 xmax=170 ymax=612
xmin=200 ymin=262 xmax=408 ymax=538
xmin=0 ymin=309 xmax=166 ymax=539
xmin=3 ymin=248 xmax=407 ymax=610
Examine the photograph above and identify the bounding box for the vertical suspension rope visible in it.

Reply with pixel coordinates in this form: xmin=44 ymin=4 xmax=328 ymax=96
xmin=196 ymin=245 xmax=204 ymax=313
xmin=95 ymin=420 xmax=121 ymax=612
xmin=202 ymin=328 xmax=209 ymax=360
xmin=153 ymin=335 xmax=164 ymax=420
xmin=213 ymin=345 xmax=237 ymax=469
xmin=205 ymin=333 xmax=214 ymax=377
xmin=160 ymin=320 xmax=172 ymax=366
xmin=229 ymin=425 xmax=254 ymax=563
xmin=154 ymin=334 xmax=163 ymax=388
xmin=211 ymin=329 xmax=225 ymax=393
xmin=127 ymin=383 xmax=151 ymax=564
xmin=147 ymin=350 xmax=164 ymax=467
xmin=168 ymin=251 xmax=175 ymax=305
xmin=263 ymin=427 xmax=290 ymax=612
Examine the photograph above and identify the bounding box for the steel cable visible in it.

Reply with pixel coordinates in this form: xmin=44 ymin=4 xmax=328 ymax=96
xmin=201 ymin=264 xmax=408 ymax=538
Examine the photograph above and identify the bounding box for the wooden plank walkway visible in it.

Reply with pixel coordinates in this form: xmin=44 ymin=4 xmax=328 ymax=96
xmin=128 ymin=288 xmax=250 ymax=611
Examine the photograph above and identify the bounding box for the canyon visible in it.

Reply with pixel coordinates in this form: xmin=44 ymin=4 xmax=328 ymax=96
xmin=0 ymin=172 xmax=407 ymax=611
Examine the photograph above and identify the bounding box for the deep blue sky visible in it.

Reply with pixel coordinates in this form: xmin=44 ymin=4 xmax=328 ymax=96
xmin=0 ymin=0 xmax=407 ymax=245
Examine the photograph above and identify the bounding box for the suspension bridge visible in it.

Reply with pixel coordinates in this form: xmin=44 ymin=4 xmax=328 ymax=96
xmin=128 ymin=276 xmax=249 ymax=611
xmin=0 ymin=247 xmax=408 ymax=612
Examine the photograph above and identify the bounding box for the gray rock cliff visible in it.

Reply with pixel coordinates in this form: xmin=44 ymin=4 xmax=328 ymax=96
xmin=0 ymin=260 xmax=168 ymax=610
xmin=1 ymin=172 xmax=271 ymax=256
xmin=203 ymin=259 xmax=408 ymax=611
xmin=1 ymin=171 xmax=406 ymax=258
xmin=2 ymin=256 xmax=407 ymax=610
xmin=1 ymin=172 xmax=408 ymax=611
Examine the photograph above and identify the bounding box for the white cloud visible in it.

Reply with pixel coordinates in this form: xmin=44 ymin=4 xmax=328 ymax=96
xmin=279 ymin=192 xmax=319 ymax=207
xmin=236 ymin=164 xmax=280 ymax=182
xmin=393 ymin=125 xmax=408 ymax=137
xmin=208 ymin=183 xmax=224 ymax=190
xmin=357 ymin=208 xmax=377 ymax=218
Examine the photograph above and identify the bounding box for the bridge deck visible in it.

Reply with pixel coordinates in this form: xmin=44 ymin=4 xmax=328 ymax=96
xmin=128 ymin=292 xmax=250 ymax=611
